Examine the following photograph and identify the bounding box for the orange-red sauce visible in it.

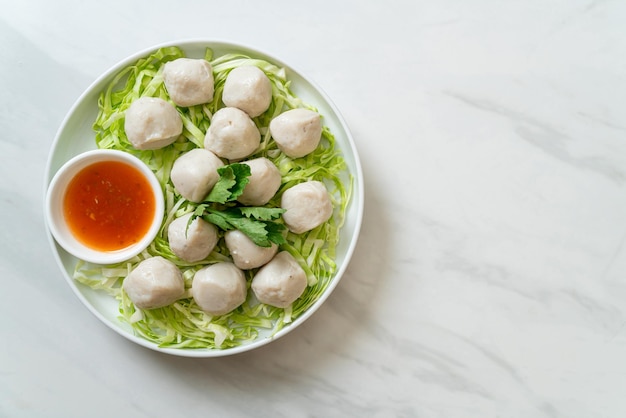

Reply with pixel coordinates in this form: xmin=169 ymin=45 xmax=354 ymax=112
xmin=63 ymin=160 xmax=156 ymax=252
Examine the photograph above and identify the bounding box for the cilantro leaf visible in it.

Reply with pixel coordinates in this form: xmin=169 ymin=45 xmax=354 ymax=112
xmin=201 ymin=210 xmax=233 ymax=232
xmin=265 ymin=221 xmax=287 ymax=246
xmin=201 ymin=207 xmax=286 ymax=247
xmin=205 ymin=163 xmax=251 ymax=204
xmin=188 ymin=170 xmax=286 ymax=247
xmin=239 ymin=206 xmax=285 ymax=221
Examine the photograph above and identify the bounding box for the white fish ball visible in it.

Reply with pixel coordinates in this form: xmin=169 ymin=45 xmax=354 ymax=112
xmin=222 ymin=65 xmax=272 ymax=117
xmin=123 ymin=256 xmax=185 ymax=310
xmin=225 ymin=230 xmax=278 ymax=270
xmin=237 ymin=157 xmax=282 ymax=206
xmin=269 ymin=108 xmax=322 ymax=158
xmin=168 ymin=213 xmax=218 ymax=263
xmin=170 ymin=148 xmax=224 ymax=203
xmin=251 ymin=251 xmax=307 ymax=308
xmin=192 ymin=262 xmax=247 ymax=316
xmin=205 ymin=107 xmax=261 ymax=160
xmin=163 ymin=58 xmax=214 ymax=107
xmin=124 ymin=97 xmax=182 ymax=150
xmin=281 ymin=181 xmax=333 ymax=234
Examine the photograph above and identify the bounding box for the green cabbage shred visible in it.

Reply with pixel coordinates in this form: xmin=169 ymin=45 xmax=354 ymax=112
xmin=74 ymin=46 xmax=352 ymax=350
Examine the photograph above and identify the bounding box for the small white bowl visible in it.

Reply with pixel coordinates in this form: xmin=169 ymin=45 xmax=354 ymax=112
xmin=46 ymin=149 xmax=164 ymax=265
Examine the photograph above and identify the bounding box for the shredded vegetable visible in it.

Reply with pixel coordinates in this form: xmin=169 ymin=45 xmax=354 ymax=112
xmin=74 ymin=46 xmax=352 ymax=350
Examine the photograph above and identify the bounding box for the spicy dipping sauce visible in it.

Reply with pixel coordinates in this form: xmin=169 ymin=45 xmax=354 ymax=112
xmin=63 ymin=160 xmax=157 ymax=252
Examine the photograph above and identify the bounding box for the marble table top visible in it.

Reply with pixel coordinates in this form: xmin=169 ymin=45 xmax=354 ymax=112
xmin=1 ymin=1 xmax=625 ymax=417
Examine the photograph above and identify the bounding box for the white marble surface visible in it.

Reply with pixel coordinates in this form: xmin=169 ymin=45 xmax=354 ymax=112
xmin=2 ymin=0 xmax=626 ymax=416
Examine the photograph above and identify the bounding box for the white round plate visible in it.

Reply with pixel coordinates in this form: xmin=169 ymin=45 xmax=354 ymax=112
xmin=43 ymin=39 xmax=364 ymax=357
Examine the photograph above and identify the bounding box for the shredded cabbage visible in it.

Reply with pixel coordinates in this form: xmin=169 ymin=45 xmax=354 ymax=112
xmin=74 ymin=46 xmax=352 ymax=350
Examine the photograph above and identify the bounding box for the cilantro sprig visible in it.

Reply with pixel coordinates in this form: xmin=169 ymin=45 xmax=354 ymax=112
xmin=187 ymin=162 xmax=286 ymax=247
xmin=198 ymin=206 xmax=286 ymax=247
